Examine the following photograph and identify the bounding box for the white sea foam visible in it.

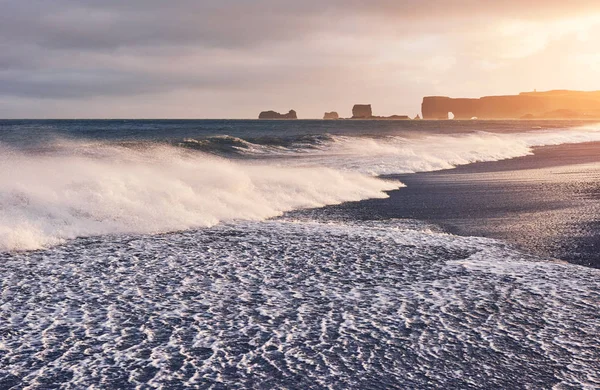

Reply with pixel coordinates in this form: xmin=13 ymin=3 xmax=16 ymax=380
xmin=2 ymin=124 xmax=600 ymax=251
xmin=0 ymin=143 xmax=400 ymax=251
xmin=1 ymin=219 xmax=598 ymax=388
xmin=266 ymin=124 xmax=600 ymax=175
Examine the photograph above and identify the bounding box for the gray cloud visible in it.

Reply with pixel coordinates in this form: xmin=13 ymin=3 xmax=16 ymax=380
xmin=4 ymin=1 xmax=600 ymax=50
xmin=1 ymin=0 xmax=600 ymax=116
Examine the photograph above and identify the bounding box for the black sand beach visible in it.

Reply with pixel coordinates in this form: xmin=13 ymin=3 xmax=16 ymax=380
xmin=315 ymin=142 xmax=600 ymax=268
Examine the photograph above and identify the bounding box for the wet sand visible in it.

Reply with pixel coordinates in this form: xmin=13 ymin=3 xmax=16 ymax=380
xmin=317 ymin=142 xmax=600 ymax=268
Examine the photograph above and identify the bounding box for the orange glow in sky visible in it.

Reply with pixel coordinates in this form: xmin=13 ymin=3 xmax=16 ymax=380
xmin=1 ymin=1 xmax=600 ymax=118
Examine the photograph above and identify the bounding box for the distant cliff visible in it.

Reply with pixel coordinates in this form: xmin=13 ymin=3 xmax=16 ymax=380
xmin=422 ymin=90 xmax=600 ymax=119
xmin=259 ymin=110 xmax=298 ymax=119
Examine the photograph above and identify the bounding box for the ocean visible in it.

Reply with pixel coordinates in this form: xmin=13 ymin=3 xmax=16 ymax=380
xmin=1 ymin=119 xmax=599 ymax=389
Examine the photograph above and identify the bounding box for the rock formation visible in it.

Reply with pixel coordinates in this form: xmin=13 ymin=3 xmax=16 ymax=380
xmin=384 ymin=115 xmax=410 ymax=120
xmin=259 ymin=109 xmax=298 ymax=119
xmin=323 ymin=112 xmax=340 ymax=120
xmin=421 ymin=90 xmax=600 ymax=119
xmin=352 ymin=104 xmax=373 ymax=119
xmin=350 ymin=104 xmax=409 ymax=120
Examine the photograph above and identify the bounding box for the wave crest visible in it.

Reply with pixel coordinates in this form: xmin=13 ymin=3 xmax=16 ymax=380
xmin=3 ymin=123 xmax=600 ymax=251
xmin=0 ymin=143 xmax=400 ymax=251
xmin=265 ymin=125 xmax=600 ymax=175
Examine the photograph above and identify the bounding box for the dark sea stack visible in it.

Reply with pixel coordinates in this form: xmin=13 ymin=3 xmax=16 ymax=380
xmin=350 ymin=105 xmax=409 ymax=120
xmin=323 ymin=112 xmax=340 ymax=120
xmin=421 ymin=90 xmax=600 ymax=119
xmin=258 ymin=109 xmax=298 ymax=119
xmin=352 ymin=104 xmax=373 ymax=119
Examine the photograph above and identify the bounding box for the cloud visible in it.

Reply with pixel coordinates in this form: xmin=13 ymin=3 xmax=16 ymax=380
xmin=1 ymin=0 xmax=600 ymax=117
xmin=5 ymin=1 xmax=600 ymax=48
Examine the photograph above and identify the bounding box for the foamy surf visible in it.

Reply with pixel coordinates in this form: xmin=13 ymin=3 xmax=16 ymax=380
xmin=256 ymin=124 xmax=600 ymax=175
xmin=1 ymin=219 xmax=598 ymax=389
xmin=0 ymin=143 xmax=400 ymax=251
xmin=2 ymin=119 xmax=600 ymax=389
xmin=2 ymin=123 xmax=600 ymax=251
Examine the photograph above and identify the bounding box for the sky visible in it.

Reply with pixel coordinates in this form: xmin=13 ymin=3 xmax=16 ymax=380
xmin=2 ymin=0 xmax=600 ymax=118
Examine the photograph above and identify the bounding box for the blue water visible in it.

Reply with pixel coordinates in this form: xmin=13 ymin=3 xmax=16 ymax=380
xmin=1 ymin=119 xmax=600 ymax=389
xmin=0 ymin=118 xmax=594 ymax=148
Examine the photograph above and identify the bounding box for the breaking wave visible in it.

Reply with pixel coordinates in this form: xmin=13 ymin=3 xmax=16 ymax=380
xmin=2 ymin=121 xmax=600 ymax=388
xmin=0 ymin=143 xmax=399 ymax=251
xmin=2 ymin=124 xmax=600 ymax=251
xmin=235 ymin=124 xmax=600 ymax=175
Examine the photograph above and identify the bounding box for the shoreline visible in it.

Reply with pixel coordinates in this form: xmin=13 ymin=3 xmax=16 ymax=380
xmin=2 ymin=118 xmax=600 ymax=122
xmin=307 ymin=141 xmax=600 ymax=268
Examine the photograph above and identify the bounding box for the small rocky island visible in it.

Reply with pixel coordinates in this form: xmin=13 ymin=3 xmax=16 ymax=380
xmin=352 ymin=104 xmax=373 ymax=119
xmin=351 ymin=104 xmax=409 ymax=120
xmin=323 ymin=112 xmax=340 ymax=120
xmin=258 ymin=109 xmax=298 ymax=119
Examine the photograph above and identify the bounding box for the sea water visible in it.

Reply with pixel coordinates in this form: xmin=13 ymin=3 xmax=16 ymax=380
xmin=1 ymin=119 xmax=599 ymax=388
